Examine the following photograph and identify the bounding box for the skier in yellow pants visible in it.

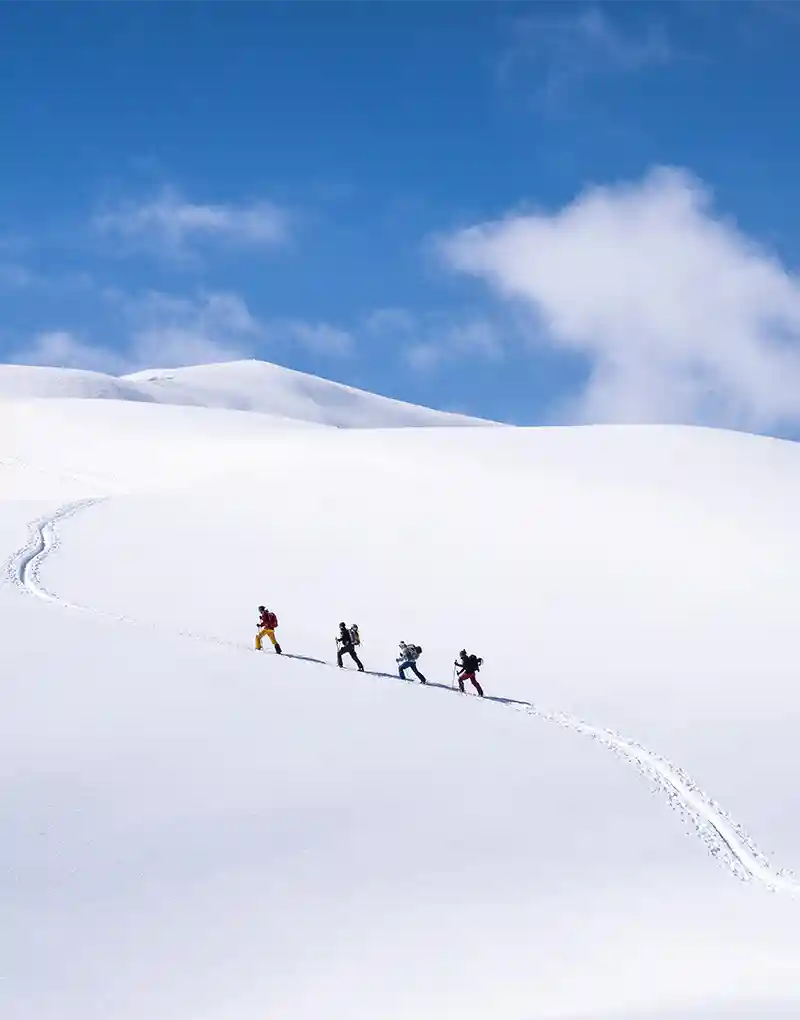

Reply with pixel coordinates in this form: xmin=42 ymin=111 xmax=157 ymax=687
xmin=255 ymin=606 xmax=282 ymax=653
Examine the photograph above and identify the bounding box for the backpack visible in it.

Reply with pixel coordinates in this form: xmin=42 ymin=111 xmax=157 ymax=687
xmin=265 ymin=611 xmax=278 ymax=629
xmin=466 ymin=654 xmax=482 ymax=672
xmin=349 ymin=624 xmax=360 ymax=646
xmin=415 ymin=645 xmax=422 ymax=655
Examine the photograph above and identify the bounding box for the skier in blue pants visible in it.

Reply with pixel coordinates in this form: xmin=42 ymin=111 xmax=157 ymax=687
xmin=397 ymin=641 xmax=427 ymax=684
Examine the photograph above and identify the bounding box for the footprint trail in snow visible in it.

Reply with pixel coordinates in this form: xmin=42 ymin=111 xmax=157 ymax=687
xmin=6 ymin=500 xmax=800 ymax=898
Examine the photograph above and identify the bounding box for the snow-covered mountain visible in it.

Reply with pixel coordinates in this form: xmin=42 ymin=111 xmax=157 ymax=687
xmin=0 ymin=359 xmax=493 ymax=427
xmin=2 ymin=379 xmax=799 ymax=1020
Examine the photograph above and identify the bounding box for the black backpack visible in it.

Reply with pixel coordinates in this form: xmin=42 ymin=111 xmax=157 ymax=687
xmin=467 ymin=654 xmax=482 ymax=672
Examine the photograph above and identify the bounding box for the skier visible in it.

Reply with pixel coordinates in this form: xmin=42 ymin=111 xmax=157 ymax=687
xmin=336 ymin=622 xmax=364 ymax=671
xmin=454 ymin=649 xmax=484 ymax=697
xmin=397 ymin=641 xmax=427 ymax=684
xmin=255 ymin=606 xmax=282 ymax=654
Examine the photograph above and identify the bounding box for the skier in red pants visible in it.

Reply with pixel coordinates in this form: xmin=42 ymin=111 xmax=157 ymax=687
xmin=455 ymin=649 xmax=484 ymax=697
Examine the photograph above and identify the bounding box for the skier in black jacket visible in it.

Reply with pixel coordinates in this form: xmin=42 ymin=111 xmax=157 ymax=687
xmin=336 ymin=622 xmax=364 ymax=671
xmin=455 ymin=649 xmax=484 ymax=697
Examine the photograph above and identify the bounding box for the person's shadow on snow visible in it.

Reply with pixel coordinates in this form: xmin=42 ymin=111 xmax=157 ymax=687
xmin=282 ymin=653 xmax=328 ymax=666
xmin=283 ymin=655 xmax=519 ymax=704
xmin=283 ymin=655 xmax=397 ymax=680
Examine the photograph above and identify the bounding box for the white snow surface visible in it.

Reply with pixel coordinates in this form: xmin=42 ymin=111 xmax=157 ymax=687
xmin=0 ymin=359 xmax=491 ymax=427
xmin=2 ymin=385 xmax=800 ymax=1019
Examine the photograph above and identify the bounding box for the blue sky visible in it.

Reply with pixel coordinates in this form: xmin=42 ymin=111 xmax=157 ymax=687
xmin=2 ymin=1 xmax=800 ymax=432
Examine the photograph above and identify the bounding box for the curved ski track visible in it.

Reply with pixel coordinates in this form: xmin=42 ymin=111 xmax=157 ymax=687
xmin=5 ymin=500 xmax=800 ymax=897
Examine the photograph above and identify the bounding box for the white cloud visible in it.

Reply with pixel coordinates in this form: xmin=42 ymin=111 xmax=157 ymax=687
xmin=364 ymin=307 xmax=418 ymax=337
xmin=8 ymin=293 xmax=261 ymax=375
xmin=443 ymin=319 xmax=505 ymax=359
xmin=440 ymin=165 xmax=800 ymax=432
xmin=124 ymin=295 xmax=355 ymax=362
xmin=404 ymin=343 xmax=443 ymax=374
xmin=9 ymin=331 xmax=128 ymax=375
xmin=366 ymin=307 xmax=504 ymax=374
xmin=500 ymin=7 xmax=672 ymax=110
xmin=126 ymin=291 xmax=264 ymax=340
xmin=9 ymin=291 xmax=355 ymax=375
xmin=405 ymin=321 xmax=504 ymax=373
xmin=274 ymin=320 xmax=355 ymax=357
xmin=124 ymin=291 xmax=263 ymax=369
xmin=93 ymin=188 xmax=288 ymax=262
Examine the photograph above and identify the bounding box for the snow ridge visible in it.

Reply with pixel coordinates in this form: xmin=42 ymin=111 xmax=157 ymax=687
xmin=7 ymin=500 xmax=799 ymax=897
xmin=0 ymin=360 xmax=493 ymax=428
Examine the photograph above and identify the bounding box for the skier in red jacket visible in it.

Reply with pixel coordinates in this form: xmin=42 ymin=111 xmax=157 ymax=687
xmin=255 ymin=606 xmax=282 ymax=653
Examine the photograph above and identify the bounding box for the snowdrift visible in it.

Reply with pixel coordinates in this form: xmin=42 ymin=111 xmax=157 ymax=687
xmin=2 ymin=384 xmax=800 ymax=1019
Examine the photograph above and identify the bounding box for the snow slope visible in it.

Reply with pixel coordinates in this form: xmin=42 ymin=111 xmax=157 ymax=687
xmin=0 ymin=359 xmax=491 ymax=427
xmin=2 ymin=391 xmax=800 ymax=1019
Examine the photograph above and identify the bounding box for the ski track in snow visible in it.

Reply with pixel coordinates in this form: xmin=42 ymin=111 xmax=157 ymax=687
xmin=5 ymin=500 xmax=800 ymax=897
